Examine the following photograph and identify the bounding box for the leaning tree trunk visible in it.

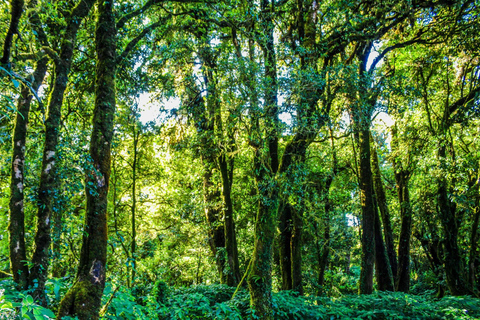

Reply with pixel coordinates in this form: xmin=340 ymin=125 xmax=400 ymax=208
xmin=30 ymin=0 xmax=96 ymax=304
xmin=57 ymin=0 xmax=116 ymax=318
xmin=9 ymin=57 xmax=48 ymax=290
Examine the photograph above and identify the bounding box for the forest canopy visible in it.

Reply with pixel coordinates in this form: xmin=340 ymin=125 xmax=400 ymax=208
xmin=1 ymin=0 xmax=480 ymax=319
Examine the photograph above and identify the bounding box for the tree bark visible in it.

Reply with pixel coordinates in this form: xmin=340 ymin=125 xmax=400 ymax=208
xmin=394 ymin=168 xmax=413 ymax=292
xmin=247 ymin=0 xmax=278 ymax=316
xmin=437 ymin=143 xmax=470 ymax=295
xmin=31 ymin=0 xmax=96 ymax=304
xmin=279 ymin=203 xmax=293 ymax=290
xmin=357 ymin=127 xmax=375 ymax=294
xmin=373 ymin=200 xmax=394 ymax=291
xmin=9 ymin=57 xmax=48 ymax=290
xmin=1 ymin=0 xmax=24 ymax=66
xmin=371 ymin=140 xmax=398 ymax=282
xmin=247 ymin=150 xmax=278 ymax=319
xmin=57 ymin=0 xmax=116 ymax=317
xmin=219 ymin=154 xmax=241 ymax=286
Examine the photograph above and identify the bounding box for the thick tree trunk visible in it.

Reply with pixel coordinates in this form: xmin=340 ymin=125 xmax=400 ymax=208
xmin=246 ymin=0 xmax=278 ymax=317
xmin=9 ymin=57 xmax=48 ymax=290
xmin=57 ymin=0 xmax=116 ymax=318
xmin=247 ymin=151 xmax=277 ymax=320
xmin=358 ymin=128 xmax=375 ymax=294
xmin=371 ymin=141 xmax=398 ymax=282
xmin=31 ymin=0 xmax=96 ymax=304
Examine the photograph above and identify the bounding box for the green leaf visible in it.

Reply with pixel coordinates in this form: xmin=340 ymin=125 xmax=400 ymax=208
xmin=26 ymin=295 xmax=34 ymax=304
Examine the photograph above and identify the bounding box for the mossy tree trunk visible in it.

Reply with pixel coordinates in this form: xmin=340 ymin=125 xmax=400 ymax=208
xmin=247 ymin=0 xmax=278 ymax=317
xmin=277 ymin=0 xmax=321 ymax=295
xmin=8 ymin=0 xmax=49 ymax=294
xmin=373 ymin=202 xmax=394 ymax=291
xmin=30 ymin=0 xmax=95 ymax=304
xmin=57 ymin=0 xmax=116 ymax=318
xmin=248 ymin=152 xmax=278 ymax=319
xmin=357 ymin=126 xmax=375 ymax=294
xmin=371 ymin=140 xmax=398 ymax=284
xmin=9 ymin=57 xmax=48 ymax=290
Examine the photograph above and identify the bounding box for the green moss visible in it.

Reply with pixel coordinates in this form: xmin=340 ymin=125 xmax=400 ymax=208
xmin=58 ymin=280 xmax=102 ymax=320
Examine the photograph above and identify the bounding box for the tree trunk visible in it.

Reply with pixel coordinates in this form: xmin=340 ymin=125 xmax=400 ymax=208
xmin=247 ymin=0 xmax=278 ymax=316
xmin=219 ymin=155 xmax=241 ymax=286
xmin=468 ymin=183 xmax=480 ymax=291
xmin=437 ymin=143 xmax=470 ymax=295
xmin=279 ymin=203 xmax=293 ymax=290
xmin=373 ymin=201 xmax=394 ymax=291
xmin=371 ymin=140 xmax=398 ymax=282
xmin=9 ymin=57 xmax=48 ymax=290
xmin=31 ymin=0 xmax=96 ymax=304
xmin=130 ymin=128 xmax=138 ymax=287
xmin=358 ymin=127 xmax=375 ymax=294
xmin=57 ymin=0 xmax=116 ymax=317
xmin=1 ymin=0 xmax=24 ymax=66
xmin=247 ymin=151 xmax=278 ymax=319
xmin=394 ymin=169 xmax=413 ymax=292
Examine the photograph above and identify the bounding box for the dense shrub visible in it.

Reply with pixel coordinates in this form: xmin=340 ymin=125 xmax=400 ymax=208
xmin=2 ymin=279 xmax=479 ymax=319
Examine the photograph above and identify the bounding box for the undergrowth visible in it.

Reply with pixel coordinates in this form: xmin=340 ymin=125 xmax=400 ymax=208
xmin=1 ymin=279 xmax=479 ymax=319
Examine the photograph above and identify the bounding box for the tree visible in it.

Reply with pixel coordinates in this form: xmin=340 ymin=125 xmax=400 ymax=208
xmin=57 ymin=0 xmax=116 ymax=317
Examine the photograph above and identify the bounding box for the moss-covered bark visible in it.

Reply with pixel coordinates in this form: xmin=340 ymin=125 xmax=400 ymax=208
xmin=219 ymin=154 xmax=241 ymax=286
xmin=247 ymin=150 xmax=278 ymax=320
xmin=357 ymin=127 xmax=375 ymax=294
xmin=373 ymin=203 xmax=394 ymax=291
xmin=246 ymin=1 xmax=278 ymax=316
xmin=57 ymin=0 xmax=116 ymax=318
xmin=8 ymin=62 xmax=45 ymax=289
xmin=30 ymin=0 xmax=95 ymax=304
xmin=276 ymin=0 xmax=320 ymax=294
xmin=372 ymin=141 xmax=398 ymax=283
